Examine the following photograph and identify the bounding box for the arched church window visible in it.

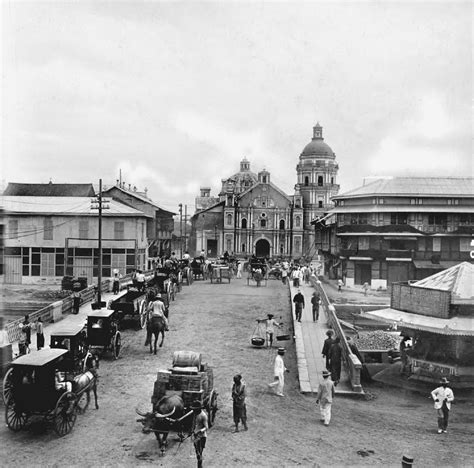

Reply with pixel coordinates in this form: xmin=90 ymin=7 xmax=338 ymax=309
xmin=318 ymin=176 xmax=323 ymax=187
xmin=318 ymin=201 xmax=323 ymax=208
xmin=260 ymin=219 xmax=266 ymax=228
xmin=304 ymin=176 xmax=309 ymax=186
xmin=279 ymin=219 xmax=285 ymax=230
xmin=241 ymin=218 xmax=247 ymax=229
xmin=295 ymin=216 xmax=301 ymax=227
xmin=227 ymin=214 xmax=233 ymax=226
xmin=331 ymin=177 xmax=334 ymax=185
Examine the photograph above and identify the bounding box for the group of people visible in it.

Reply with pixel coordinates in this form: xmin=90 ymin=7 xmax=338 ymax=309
xmin=18 ymin=314 xmax=44 ymax=355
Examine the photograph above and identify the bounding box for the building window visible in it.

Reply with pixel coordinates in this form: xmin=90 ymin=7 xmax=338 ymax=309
xmin=241 ymin=243 xmax=246 ymax=252
xmin=79 ymin=220 xmax=89 ymax=239
xmin=43 ymin=218 xmax=53 ymax=240
xmin=358 ymin=237 xmax=369 ymax=250
xmin=226 ymin=214 xmax=233 ymax=226
xmin=114 ymin=221 xmax=124 ymax=240
xmin=262 ymin=176 xmax=267 ymax=183
xmin=261 ymin=197 xmax=267 ymax=207
xmin=304 ymin=176 xmax=309 ymax=186
xmin=318 ymin=201 xmax=323 ymax=208
xmin=318 ymin=176 xmax=323 ymax=187
xmin=8 ymin=220 xmax=18 ymax=239
xmin=460 ymin=238 xmax=471 ymax=251
xmin=390 ymin=213 xmax=408 ymax=225
xmin=241 ymin=218 xmax=247 ymax=229
xmin=331 ymin=177 xmax=334 ymax=185
xmin=389 ymin=239 xmax=407 ymax=250
xmin=41 ymin=252 xmax=55 ymax=276
xmin=279 ymin=219 xmax=285 ymax=230
xmin=428 ymin=214 xmax=447 ymax=227
xmin=141 ymin=223 xmax=145 ymax=241
xmin=280 ymin=243 xmax=284 ymax=254
xmin=260 ymin=219 xmax=266 ymax=228
xmin=433 ymin=237 xmax=441 ymax=252
xmin=295 ymin=216 xmax=301 ymax=228
xmin=410 ymin=198 xmax=423 ymax=205
xmin=460 ymin=214 xmax=474 ymax=225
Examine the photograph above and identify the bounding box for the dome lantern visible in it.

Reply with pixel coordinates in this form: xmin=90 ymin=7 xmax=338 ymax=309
xmin=313 ymin=122 xmax=323 ymax=139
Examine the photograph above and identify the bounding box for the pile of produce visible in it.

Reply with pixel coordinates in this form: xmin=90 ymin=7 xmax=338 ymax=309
xmin=352 ymin=330 xmax=400 ymax=350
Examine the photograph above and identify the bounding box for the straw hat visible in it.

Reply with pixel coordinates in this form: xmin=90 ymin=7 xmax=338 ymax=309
xmin=277 ymin=347 xmax=286 ymax=355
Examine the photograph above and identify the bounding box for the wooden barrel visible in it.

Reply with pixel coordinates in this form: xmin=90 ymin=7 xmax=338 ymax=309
xmin=172 ymin=350 xmax=202 ymax=369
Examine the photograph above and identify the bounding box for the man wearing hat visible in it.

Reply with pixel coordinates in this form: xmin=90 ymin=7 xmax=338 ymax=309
xmin=292 ymin=289 xmax=305 ymax=323
xmin=257 ymin=314 xmax=282 ymax=347
xmin=316 ymin=370 xmax=335 ymax=426
xmin=268 ymin=347 xmax=289 ymax=397
xmin=431 ymin=377 xmax=454 ymax=433
xmin=191 ymin=400 xmax=208 ymax=468
xmin=321 ymin=330 xmax=335 ymax=371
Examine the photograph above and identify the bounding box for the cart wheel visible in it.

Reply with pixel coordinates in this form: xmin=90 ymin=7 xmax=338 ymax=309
xmin=207 ymin=390 xmax=218 ymax=427
xmin=54 ymin=392 xmax=77 ymax=436
xmin=113 ymin=332 xmax=121 ymax=359
xmin=2 ymin=367 xmax=13 ymax=404
xmin=139 ymin=300 xmax=147 ymax=329
xmin=5 ymin=398 xmax=28 ymax=431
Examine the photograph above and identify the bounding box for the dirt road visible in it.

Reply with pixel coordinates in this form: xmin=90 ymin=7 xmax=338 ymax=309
xmin=1 ymin=278 xmax=473 ymax=467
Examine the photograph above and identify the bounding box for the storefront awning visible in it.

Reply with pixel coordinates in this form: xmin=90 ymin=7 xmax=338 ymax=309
xmin=361 ymin=308 xmax=474 ymax=336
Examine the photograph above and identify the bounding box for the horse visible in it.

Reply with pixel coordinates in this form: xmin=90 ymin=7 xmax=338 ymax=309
xmin=72 ymin=369 xmax=99 ymax=413
xmin=145 ymin=315 xmax=167 ymax=355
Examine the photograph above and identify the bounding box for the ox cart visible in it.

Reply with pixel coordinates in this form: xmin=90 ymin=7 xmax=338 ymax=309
xmin=108 ymin=288 xmax=148 ymax=329
xmin=209 ymin=264 xmax=231 ymax=284
xmin=87 ymin=309 xmax=121 ymax=359
xmin=137 ymin=350 xmax=218 ymax=455
xmin=3 ymin=348 xmax=98 ymax=436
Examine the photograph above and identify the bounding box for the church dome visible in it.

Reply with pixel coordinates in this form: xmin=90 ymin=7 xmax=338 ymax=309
xmin=300 ymin=123 xmax=335 ymax=160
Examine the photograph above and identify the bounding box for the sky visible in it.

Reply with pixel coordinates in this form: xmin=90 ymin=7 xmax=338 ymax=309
xmin=2 ymin=1 xmax=472 ymax=214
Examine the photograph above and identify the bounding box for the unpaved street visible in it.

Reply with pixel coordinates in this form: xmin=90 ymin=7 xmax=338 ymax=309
xmin=1 ymin=278 xmax=473 ymax=467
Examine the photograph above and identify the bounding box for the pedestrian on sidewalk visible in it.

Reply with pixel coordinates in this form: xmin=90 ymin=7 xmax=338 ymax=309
xmin=311 ymin=291 xmax=321 ymax=322
xmin=36 ymin=317 xmax=44 ymax=350
xmin=112 ymin=272 xmax=121 ymax=295
xmin=268 ymin=347 xmax=289 ymax=397
xmin=231 ymin=374 xmax=248 ymax=432
xmin=291 ymin=267 xmax=300 ymax=287
xmin=337 ymin=279 xmax=343 ymax=292
xmin=431 ymin=377 xmax=454 ymax=434
xmin=322 ymin=330 xmax=335 ymax=371
xmin=293 ymin=289 xmax=305 ymax=322
xmin=329 ymin=337 xmax=342 ymax=386
xmin=72 ymin=290 xmax=82 ymax=314
xmin=316 ymin=370 xmax=335 ymax=426
xmin=281 ymin=267 xmax=288 ymax=285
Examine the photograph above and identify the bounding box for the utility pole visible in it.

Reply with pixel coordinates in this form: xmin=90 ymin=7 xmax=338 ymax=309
xmin=179 ymin=203 xmax=183 ymax=259
xmin=184 ymin=204 xmax=187 ymax=252
xmin=91 ymin=179 xmax=109 ymax=308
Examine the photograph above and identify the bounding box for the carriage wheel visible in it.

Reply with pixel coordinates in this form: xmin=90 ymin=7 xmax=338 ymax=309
xmin=2 ymin=367 xmax=13 ymax=404
xmin=5 ymin=398 xmax=28 ymax=431
xmin=207 ymin=390 xmax=218 ymax=427
xmin=139 ymin=300 xmax=147 ymax=329
xmin=54 ymin=392 xmax=77 ymax=436
xmin=113 ymin=332 xmax=122 ymax=359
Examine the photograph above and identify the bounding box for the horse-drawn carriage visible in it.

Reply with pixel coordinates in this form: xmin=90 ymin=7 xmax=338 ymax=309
xmin=209 ymin=263 xmax=232 ymax=284
xmin=190 ymin=258 xmax=208 ymax=281
xmin=50 ymin=323 xmax=93 ymax=372
xmin=87 ymin=309 xmax=121 ymax=359
xmin=137 ymin=350 xmax=218 ymax=455
xmin=177 ymin=260 xmax=193 ymax=286
xmin=108 ymin=288 xmax=148 ymax=329
xmin=247 ymin=257 xmax=268 ymax=287
xmin=3 ymin=348 xmax=98 ymax=436
xmin=148 ymin=270 xmax=175 ymax=303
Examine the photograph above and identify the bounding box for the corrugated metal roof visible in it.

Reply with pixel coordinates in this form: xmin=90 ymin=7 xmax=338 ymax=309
xmin=413 ymin=262 xmax=474 ymax=303
xmin=329 ymin=206 xmax=474 ymax=214
xmin=4 ymin=182 xmax=95 ymax=197
xmin=363 ymin=308 xmax=474 ymax=336
xmin=334 ymin=177 xmax=474 ymax=199
xmin=1 ymin=196 xmax=151 ymax=217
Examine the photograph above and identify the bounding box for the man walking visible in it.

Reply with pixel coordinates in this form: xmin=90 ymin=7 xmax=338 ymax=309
xmin=311 ymin=291 xmax=321 ymax=322
xmin=316 ymin=370 xmax=336 ymax=426
xmin=231 ymin=374 xmax=248 ymax=432
xmin=191 ymin=400 xmax=208 ymax=468
xmin=431 ymin=377 xmax=454 ymax=433
xmin=293 ymin=289 xmax=305 ymax=322
xmin=322 ymin=330 xmax=335 ymax=371
xmin=329 ymin=337 xmax=343 ymax=386
xmin=268 ymin=347 xmax=289 ymax=397
xmin=257 ymin=314 xmax=281 ymax=347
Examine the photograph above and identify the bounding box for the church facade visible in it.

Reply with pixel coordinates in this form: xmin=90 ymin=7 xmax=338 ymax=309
xmin=190 ymin=123 xmax=340 ymax=260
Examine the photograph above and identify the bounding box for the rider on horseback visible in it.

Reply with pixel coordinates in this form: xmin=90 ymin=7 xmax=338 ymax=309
xmin=147 ymin=294 xmax=169 ymax=331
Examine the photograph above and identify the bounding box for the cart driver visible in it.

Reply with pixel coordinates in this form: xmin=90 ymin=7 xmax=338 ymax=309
xmin=257 ymin=314 xmax=281 ymax=347
xmin=55 ymin=370 xmax=72 ymax=392
xmin=147 ymin=294 xmax=169 ymax=331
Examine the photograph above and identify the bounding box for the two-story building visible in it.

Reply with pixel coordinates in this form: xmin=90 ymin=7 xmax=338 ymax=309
xmin=2 ymin=196 xmax=151 ymax=285
xmin=328 ymin=177 xmax=474 ymax=288
xmin=102 ymin=182 xmax=175 ymax=261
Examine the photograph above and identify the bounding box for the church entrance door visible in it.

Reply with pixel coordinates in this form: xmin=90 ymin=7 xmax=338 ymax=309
xmin=255 ymin=239 xmax=270 ymax=257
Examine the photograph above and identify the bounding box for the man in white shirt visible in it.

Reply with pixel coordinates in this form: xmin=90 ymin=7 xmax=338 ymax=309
xmin=316 ymin=369 xmax=336 ymax=426
xmin=431 ymin=377 xmax=454 ymax=433
xmin=268 ymin=347 xmax=289 ymax=397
